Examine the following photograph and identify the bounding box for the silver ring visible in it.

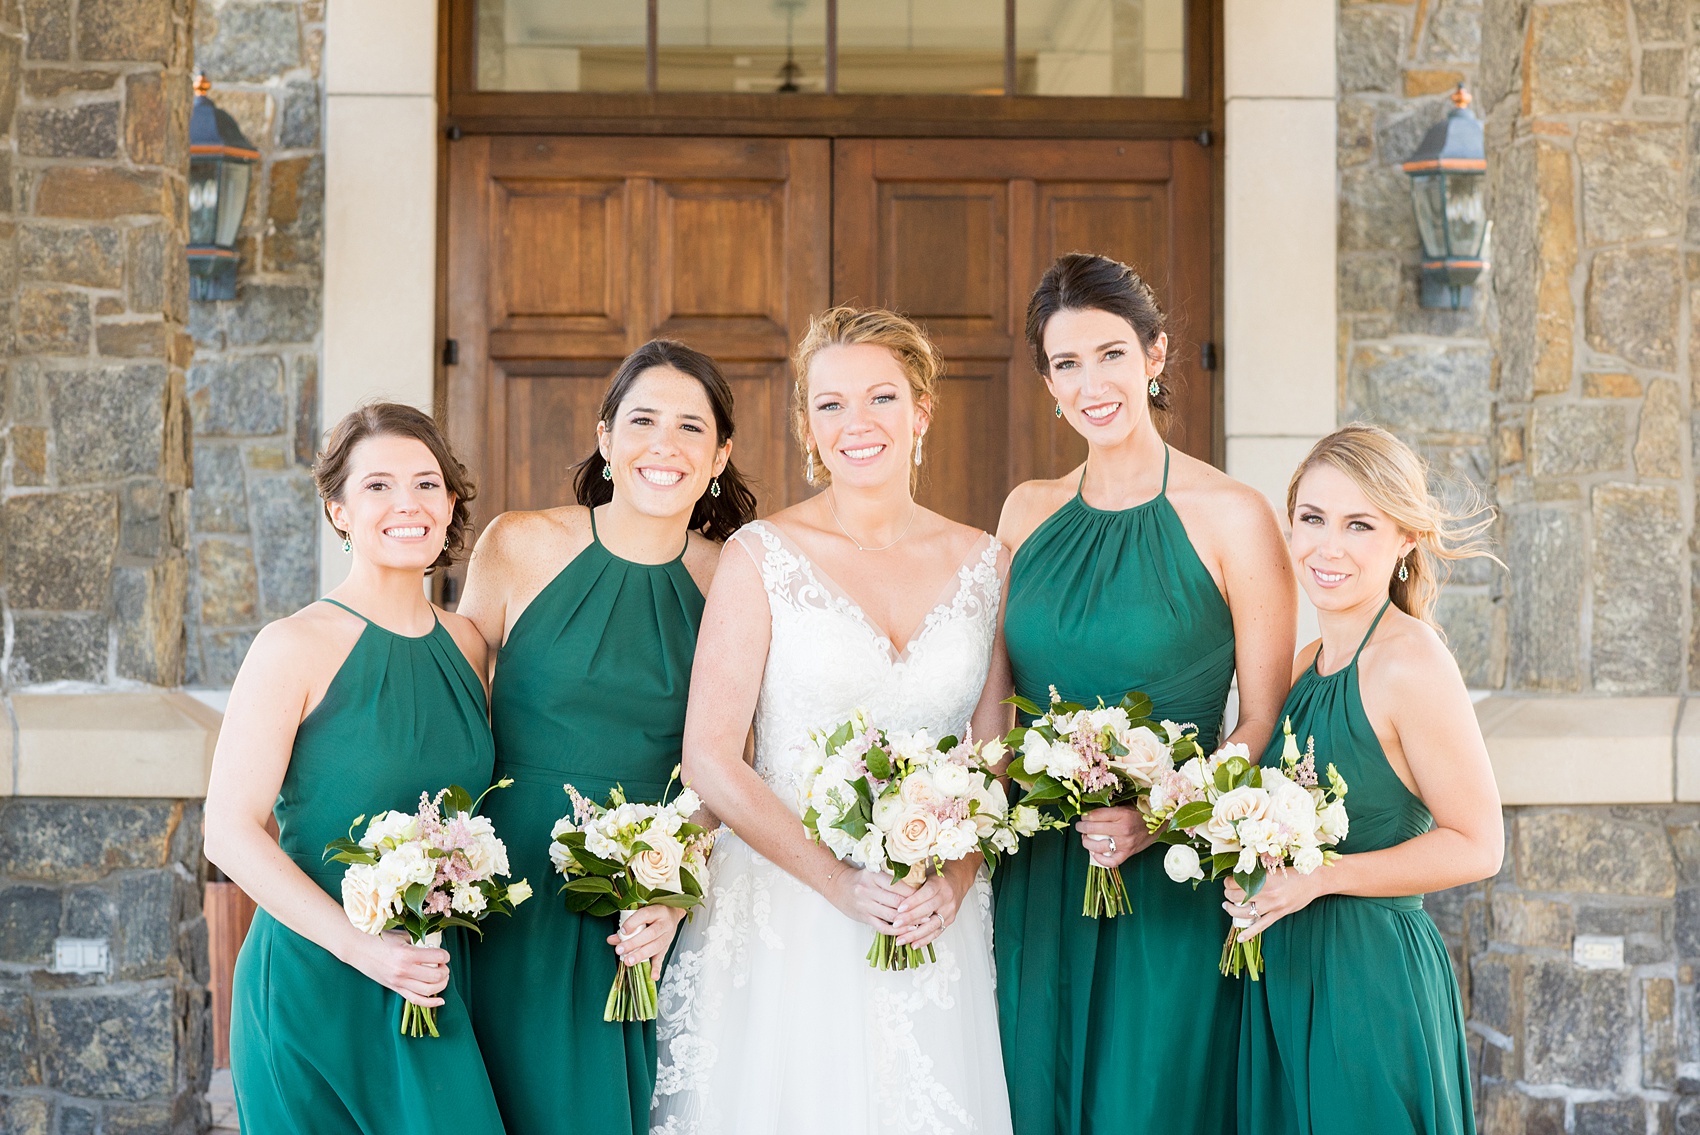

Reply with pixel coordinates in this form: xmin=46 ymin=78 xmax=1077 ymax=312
xmin=1248 ymin=901 xmax=1258 ymax=919
xmin=935 ymin=912 xmax=945 ymax=928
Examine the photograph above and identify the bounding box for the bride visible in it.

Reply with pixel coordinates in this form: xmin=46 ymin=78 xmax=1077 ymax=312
xmin=651 ymin=307 xmax=1014 ymax=1135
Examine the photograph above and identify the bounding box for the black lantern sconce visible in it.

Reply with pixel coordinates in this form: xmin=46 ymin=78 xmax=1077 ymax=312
xmin=1402 ymin=85 xmax=1488 ymax=310
xmin=187 ymin=75 xmax=259 ymax=301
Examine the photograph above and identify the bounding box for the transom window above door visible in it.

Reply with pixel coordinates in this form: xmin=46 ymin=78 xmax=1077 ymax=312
xmin=474 ymin=0 xmax=1188 ymax=98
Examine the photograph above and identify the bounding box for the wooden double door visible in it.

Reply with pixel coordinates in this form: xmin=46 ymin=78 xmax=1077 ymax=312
xmin=444 ymin=135 xmax=1214 ymax=542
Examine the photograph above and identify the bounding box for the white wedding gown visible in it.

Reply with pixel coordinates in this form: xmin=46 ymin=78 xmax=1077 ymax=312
xmin=650 ymin=520 xmax=1014 ymax=1135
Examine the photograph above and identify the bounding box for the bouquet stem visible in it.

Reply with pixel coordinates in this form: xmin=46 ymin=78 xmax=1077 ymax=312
xmin=866 ymin=931 xmax=937 ymax=971
xmin=1083 ymin=864 xmax=1131 ymax=918
xmin=400 ymin=1002 xmax=440 ymax=1038
xmin=604 ymin=960 xmax=659 ymax=1022
xmin=1221 ymin=927 xmax=1264 ymax=980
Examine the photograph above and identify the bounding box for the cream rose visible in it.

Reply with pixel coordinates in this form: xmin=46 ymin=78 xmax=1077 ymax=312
xmin=886 ymin=807 xmax=940 ymax=865
xmin=872 ymin=789 xmax=906 ymax=830
xmin=933 ymin=819 xmax=980 ymax=860
xmin=1115 ymin=725 xmax=1173 ymax=787
xmin=899 ymin=769 xmax=941 ymax=808
xmin=360 ymin=810 xmax=420 ymax=850
xmin=506 ymin=879 xmax=533 ymax=905
xmin=340 ymin=864 xmax=391 ymax=935
xmin=931 ymin=761 xmax=977 ymax=798
xmin=1292 ymin=846 xmax=1325 ymax=874
xmin=630 ymin=832 xmax=686 ymax=892
xmin=1317 ymin=800 xmax=1350 ymax=843
xmin=451 ymin=883 xmax=487 ymax=915
xmin=1205 ymin=786 xmax=1271 ymax=853
xmin=1012 ymin=805 xmax=1042 ymax=837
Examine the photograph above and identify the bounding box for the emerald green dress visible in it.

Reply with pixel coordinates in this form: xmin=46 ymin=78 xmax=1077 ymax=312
xmin=997 ymin=448 xmax=1240 ymax=1135
xmin=230 ymin=598 xmax=505 ymax=1134
xmin=1239 ymin=601 xmax=1474 ymax=1135
xmin=470 ymin=513 xmax=705 ymax=1135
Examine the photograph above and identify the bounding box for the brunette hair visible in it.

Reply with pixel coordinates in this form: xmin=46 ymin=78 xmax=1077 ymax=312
xmin=313 ymin=402 xmax=475 ymax=573
xmin=1025 ymin=252 xmax=1171 ymax=431
xmin=570 ymin=339 xmax=758 ymax=542
xmin=791 ymin=306 xmax=945 ymax=488
xmin=1287 ymin=424 xmax=1500 ymax=627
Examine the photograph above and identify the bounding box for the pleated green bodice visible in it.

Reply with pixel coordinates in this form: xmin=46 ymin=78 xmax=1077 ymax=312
xmin=1238 ymin=601 xmax=1474 ymax=1135
xmin=230 ymin=600 xmax=505 ymax=1135
xmin=470 ymin=518 xmax=705 ymax=1135
xmin=996 ymin=450 xmax=1241 ymax=1135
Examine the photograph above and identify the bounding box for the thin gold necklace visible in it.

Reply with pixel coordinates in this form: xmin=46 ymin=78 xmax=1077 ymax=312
xmin=826 ymin=487 xmax=917 ymax=552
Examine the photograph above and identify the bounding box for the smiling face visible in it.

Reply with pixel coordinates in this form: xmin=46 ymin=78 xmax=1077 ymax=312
xmin=597 ymin=365 xmax=730 ymax=521
xmin=1041 ymin=307 xmax=1167 ymax=445
xmin=1289 ymin=462 xmax=1418 ymax=613
xmin=805 ymin=342 xmax=930 ymax=491
xmin=326 ymin=434 xmax=455 ymax=571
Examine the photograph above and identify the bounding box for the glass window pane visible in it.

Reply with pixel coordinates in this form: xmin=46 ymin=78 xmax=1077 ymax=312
xmin=837 ymin=0 xmax=1005 ymax=95
xmin=476 ymin=0 xmax=648 ymax=91
xmin=1016 ymin=0 xmax=1186 ymax=97
xmin=657 ymin=0 xmax=828 ymax=93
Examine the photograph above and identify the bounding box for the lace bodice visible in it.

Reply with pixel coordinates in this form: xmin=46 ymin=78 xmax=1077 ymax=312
xmin=732 ymin=521 xmax=1004 ymax=814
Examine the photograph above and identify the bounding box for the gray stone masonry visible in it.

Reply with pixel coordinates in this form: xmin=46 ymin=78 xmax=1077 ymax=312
xmin=0 ymin=800 xmax=211 ymax=1134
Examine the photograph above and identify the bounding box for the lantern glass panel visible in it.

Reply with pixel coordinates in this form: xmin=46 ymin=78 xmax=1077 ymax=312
xmin=1443 ymin=171 xmax=1486 ymax=257
xmin=188 ymin=158 xmax=220 ymax=245
xmin=1409 ymin=172 xmax=1448 ymax=259
xmin=215 ymin=161 xmax=252 ymax=247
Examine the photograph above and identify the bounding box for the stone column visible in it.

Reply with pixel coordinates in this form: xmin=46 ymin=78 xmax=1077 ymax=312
xmin=0 ymin=0 xmax=217 ymax=1130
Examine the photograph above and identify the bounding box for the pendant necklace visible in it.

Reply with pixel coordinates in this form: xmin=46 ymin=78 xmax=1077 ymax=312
xmin=827 ymin=487 xmax=917 ymax=552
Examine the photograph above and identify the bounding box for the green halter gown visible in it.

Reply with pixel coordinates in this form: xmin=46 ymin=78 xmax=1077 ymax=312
xmin=469 ymin=511 xmax=705 ymax=1135
xmin=997 ymin=448 xmax=1241 ymax=1135
xmin=1239 ymin=601 xmax=1474 ymax=1135
xmin=229 ymin=598 xmax=506 ymax=1134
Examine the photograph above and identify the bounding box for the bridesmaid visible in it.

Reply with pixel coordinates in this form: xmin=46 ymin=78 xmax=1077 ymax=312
xmin=459 ymin=339 xmax=756 ymax=1135
xmin=206 ymin=403 xmax=504 ymax=1133
xmin=1225 ymin=425 xmax=1502 ymax=1135
xmin=994 ymin=253 xmax=1297 ymax=1135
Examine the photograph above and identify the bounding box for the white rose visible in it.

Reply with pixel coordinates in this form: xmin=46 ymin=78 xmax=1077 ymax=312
xmin=899 ymin=769 xmax=941 ymax=808
xmin=821 ymin=825 xmax=858 ymax=862
xmin=1317 ymin=800 xmax=1350 ymax=844
xmin=506 ymin=879 xmax=532 ymax=905
xmin=992 ymin=828 xmax=1018 ymax=855
xmin=933 ymin=820 xmax=980 ymax=860
xmin=462 ymin=824 xmax=509 ymax=879
xmin=872 ymin=790 xmax=905 ymax=830
xmin=451 ymin=883 xmax=487 ymax=915
xmin=1115 ymin=725 xmax=1174 ymax=786
xmin=548 ymin=839 xmax=573 ymax=875
xmin=1012 ymin=805 xmax=1041 ymax=837
xmin=1292 ymin=846 xmax=1325 ymax=874
xmin=360 ymin=810 xmax=420 ymax=850
xmin=630 ymin=831 xmax=686 ymax=893
xmin=1178 ymin=757 xmax=1211 ymax=792
xmin=1088 ymin=707 xmax=1132 ymax=736
xmin=341 ymin=864 xmax=392 ymax=935
xmin=892 ymin=729 xmax=938 ymax=765
xmin=1204 ymin=787 xmax=1270 ymax=853
xmin=1163 ymin=844 xmax=1205 ymax=883
xmin=853 ymin=829 xmax=889 ymax=872
xmin=652 ymin=808 xmax=684 ymax=837
xmin=886 ymin=807 xmax=940 ymax=865
xmin=1236 ymin=817 xmax=1282 ymax=858
xmin=1265 ymin=780 xmax=1320 ymax=844
xmin=980 ymin=737 xmax=1009 ymax=768
xmin=932 ymin=762 xmax=977 ymax=798
xmin=673 ymin=787 xmax=702 ymax=817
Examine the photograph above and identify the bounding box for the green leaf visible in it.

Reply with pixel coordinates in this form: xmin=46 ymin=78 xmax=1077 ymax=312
xmin=937 ymin=735 xmax=959 ymax=754
xmin=1234 ymin=865 xmax=1268 ymax=898
xmin=1120 ymin=691 xmax=1154 ymax=719
xmin=1211 ymin=852 xmax=1239 ymax=875
xmin=1018 ymin=776 xmax=1069 ymax=806
xmin=649 ymin=893 xmax=703 ymax=910
xmin=865 ymin=746 xmax=892 ymax=782
xmin=442 ymin=784 xmax=474 ymax=817
xmin=404 ymin=883 xmax=427 ymax=918
xmin=1005 ymin=694 xmax=1045 ymax=717
xmin=566 ymin=876 xmax=618 ymax=896
xmin=890 ymin=861 xmax=910 ymax=883
xmin=1170 ymin=801 xmax=1214 ymax=830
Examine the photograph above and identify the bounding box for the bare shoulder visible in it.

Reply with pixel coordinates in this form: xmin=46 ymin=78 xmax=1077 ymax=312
xmin=476 ymin=505 xmax=590 ymax=563
xmin=1293 ymin=638 xmax=1322 ymax=683
xmin=239 ymin=602 xmax=362 ymax=686
xmin=682 ymin=531 xmax=724 ymax=594
xmin=1167 ymin=451 xmax=1278 ymax=524
xmin=435 ymin=606 xmax=489 ymax=675
xmin=997 ymin=474 xmax=1078 ymax=556
xmin=1362 ymin=610 xmax=1464 ymax=701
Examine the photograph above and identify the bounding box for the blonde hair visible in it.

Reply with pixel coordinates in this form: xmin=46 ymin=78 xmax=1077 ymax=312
xmin=791 ymin=306 xmax=944 ymax=487
xmin=1286 ymin=424 xmax=1499 ymax=627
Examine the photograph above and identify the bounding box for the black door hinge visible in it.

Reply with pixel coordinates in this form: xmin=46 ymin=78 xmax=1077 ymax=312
xmin=1196 ymin=129 xmax=1213 ymax=147
xmin=1200 ymin=341 xmax=1218 ymax=371
xmin=442 ymin=339 xmax=459 ymax=366
xmin=447 ymin=125 xmax=463 ymax=141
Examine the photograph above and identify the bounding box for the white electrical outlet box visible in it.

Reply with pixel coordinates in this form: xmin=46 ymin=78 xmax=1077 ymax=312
xmin=52 ymin=938 xmax=110 ymax=975
xmin=1573 ymin=935 xmax=1624 ymax=970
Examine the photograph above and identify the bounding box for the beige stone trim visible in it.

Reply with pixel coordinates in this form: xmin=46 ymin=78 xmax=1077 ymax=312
xmin=1477 ymin=695 xmax=1678 ymax=805
xmin=9 ymin=692 xmax=222 ymax=798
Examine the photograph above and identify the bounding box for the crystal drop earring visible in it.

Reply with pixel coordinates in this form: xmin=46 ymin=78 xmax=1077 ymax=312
xmin=1054 ymin=403 xmax=1063 ymax=418
xmin=1148 ymin=377 xmax=1161 ymax=398
xmin=805 ymin=449 xmax=817 ymax=485
xmin=341 ymin=535 xmax=352 ymax=555
xmin=1397 ymin=556 xmax=1410 ymax=582
xmin=913 ymin=434 xmax=924 ymax=467
xmin=710 ymin=477 xmax=722 ymax=498
xmin=601 ymin=464 xmax=613 ymax=481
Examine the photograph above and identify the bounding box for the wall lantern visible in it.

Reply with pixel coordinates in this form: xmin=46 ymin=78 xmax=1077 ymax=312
xmin=1402 ymin=85 xmax=1487 ymax=310
xmin=187 ymin=75 xmax=259 ymax=301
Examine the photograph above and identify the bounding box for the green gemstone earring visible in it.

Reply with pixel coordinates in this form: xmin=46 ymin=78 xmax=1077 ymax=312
xmin=601 ymin=464 xmax=613 ymax=481
xmin=1054 ymin=403 xmax=1062 ymax=418
xmin=341 ymin=536 xmax=352 ymax=555
xmin=1148 ymin=377 xmax=1161 ymax=398
xmin=1397 ymin=557 xmax=1410 ymax=582
xmin=709 ymin=477 xmax=722 ymax=498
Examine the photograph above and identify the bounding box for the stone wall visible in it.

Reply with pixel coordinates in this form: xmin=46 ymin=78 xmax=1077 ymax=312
xmin=0 ymin=0 xmax=195 ymax=688
xmin=0 ymin=800 xmax=210 ymax=1134
xmin=183 ymin=0 xmax=323 ymax=687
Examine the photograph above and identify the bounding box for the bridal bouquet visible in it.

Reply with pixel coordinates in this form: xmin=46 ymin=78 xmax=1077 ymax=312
xmin=800 ymin=709 xmax=1035 ymax=970
xmin=549 ymin=768 xmax=715 ymax=1022
xmin=1143 ymin=718 xmax=1349 ymax=979
xmin=324 ymin=781 xmax=532 ymax=1038
xmin=1003 ymin=687 xmax=1205 ymax=917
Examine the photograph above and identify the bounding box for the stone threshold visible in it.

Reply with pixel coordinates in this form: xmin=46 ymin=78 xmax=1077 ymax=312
xmin=1 ymin=691 xmax=222 ymax=797
xmin=1478 ymin=694 xmax=1695 ymax=805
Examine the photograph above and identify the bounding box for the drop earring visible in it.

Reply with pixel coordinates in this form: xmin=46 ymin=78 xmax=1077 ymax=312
xmin=1148 ymin=376 xmax=1161 ymax=398
xmin=805 ymin=449 xmax=817 ymax=485
xmin=914 ymin=434 xmax=924 ymax=467
xmin=1397 ymin=556 xmax=1410 ymax=582
xmin=709 ymin=477 xmax=722 ymax=498
xmin=601 ymin=464 xmax=613 ymax=481
xmin=341 ymin=535 xmax=352 ymax=555
xmin=1054 ymin=402 xmax=1063 ymax=418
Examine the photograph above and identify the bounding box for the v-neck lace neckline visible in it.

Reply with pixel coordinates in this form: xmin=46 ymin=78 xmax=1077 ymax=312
xmin=755 ymin=521 xmax=996 ymax=663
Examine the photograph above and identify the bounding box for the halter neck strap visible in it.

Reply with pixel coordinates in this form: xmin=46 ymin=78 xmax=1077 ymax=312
xmin=1075 ymin=445 xmax=1172 ymax=499
xmin=1350 ymin=598 xmax=1394 ymax=665
xmin=318 ymin=596 xmax=367 ymax=621
xmin=318 ymin=597 xmax=440 ymax=633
